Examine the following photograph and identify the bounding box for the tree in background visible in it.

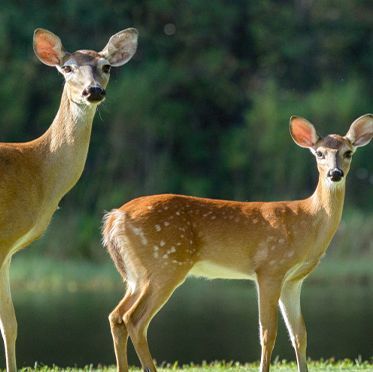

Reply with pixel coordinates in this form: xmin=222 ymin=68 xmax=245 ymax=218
xmin=0 ymin=0 xmax=371 ymax=259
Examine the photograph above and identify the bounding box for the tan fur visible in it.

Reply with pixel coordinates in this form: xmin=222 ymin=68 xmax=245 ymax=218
xmin=0 ymin=27 xmax=138 ymax=372
xmin=102 ymin=115 xmax=372 ymax=372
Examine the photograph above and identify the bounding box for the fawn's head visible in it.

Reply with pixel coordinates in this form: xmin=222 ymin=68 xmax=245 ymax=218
xmin=33 ymin=28 xmax=138 ymax=105
xmin=290 ymin=114 xmax=373 ymax=185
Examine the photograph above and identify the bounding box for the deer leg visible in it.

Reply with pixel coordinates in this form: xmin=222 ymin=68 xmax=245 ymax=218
xmin=124 ymin=274 xmax=188 ymax=372
xmin=0 ymin=257 xmax=17 ymax=372
xmin=279 ymin=280 xmax=308 ymax=372
xmin=109 ymin=289 xmax=141 ymax=372
xmin=256 ymin=276 xmax=282 ymax=372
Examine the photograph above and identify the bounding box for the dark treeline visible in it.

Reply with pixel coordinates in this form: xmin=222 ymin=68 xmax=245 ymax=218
xmin=0 ymin=1 xmax=372 ymax=259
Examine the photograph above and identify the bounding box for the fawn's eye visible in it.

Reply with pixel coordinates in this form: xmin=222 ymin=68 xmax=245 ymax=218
xmin=316 ymin=150 xmax=324 ymax=159
xmin=62 ymin=65 xmax=72 ymax=73
xmin=102 ymin=64 xmax=111 ymax=73
xmin=344 ymin=150 xmax=353 ymax=159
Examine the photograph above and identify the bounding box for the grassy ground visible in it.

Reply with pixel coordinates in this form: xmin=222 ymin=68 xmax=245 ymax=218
xmin=19 ymin=360 xmax=373 ymax=371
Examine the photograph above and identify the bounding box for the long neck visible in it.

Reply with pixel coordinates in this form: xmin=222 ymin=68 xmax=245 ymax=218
xmin=38 ymin=85 xmax=97 ymax=205
xmin=307 ymin=176 xmax=346 ymax=236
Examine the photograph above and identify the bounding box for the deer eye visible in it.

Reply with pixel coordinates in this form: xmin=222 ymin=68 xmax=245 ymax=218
xmin=344 ymin=150 xmax=353 ymax=159
xmin=316 ymin=150 xmax=324 ymax=159
xmin=102 ymin=64 xmax=111 ymax=73
xmin=62 ymin=65 xmax=72 ymax=73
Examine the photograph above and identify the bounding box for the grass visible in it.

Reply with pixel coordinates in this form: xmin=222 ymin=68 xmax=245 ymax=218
xmin=18 ymin=360 xmax=373 ymax=371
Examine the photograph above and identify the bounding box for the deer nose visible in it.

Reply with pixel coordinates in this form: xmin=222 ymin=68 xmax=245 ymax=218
xmin=327 ymin=168 xmax=344 ymax=182
xmin=82 ymin=86 xmax=106 ymax=102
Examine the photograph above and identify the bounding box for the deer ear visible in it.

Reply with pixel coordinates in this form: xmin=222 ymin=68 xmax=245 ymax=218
xmin=100 ymin=28 xmax=138 ymax=67
xmin=289 ymin=116 xmax=320 ymax=148
xmin=33 ymin=28 xmax=66 ymax=67
xmin=345 ymin=114 xmax=373 ymax=148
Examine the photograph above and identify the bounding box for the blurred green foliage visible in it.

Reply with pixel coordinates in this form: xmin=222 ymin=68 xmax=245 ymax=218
xmin=0 ymin=1 xmax=372 ymax=259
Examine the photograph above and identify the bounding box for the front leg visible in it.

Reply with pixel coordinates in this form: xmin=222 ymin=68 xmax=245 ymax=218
xmin=279 ymin=280 xmax=308 ymax=372
xmin=0 ymin=257 xmax=17 ymax=372
xmin=256 ymin=275 xmax=282 ymax=372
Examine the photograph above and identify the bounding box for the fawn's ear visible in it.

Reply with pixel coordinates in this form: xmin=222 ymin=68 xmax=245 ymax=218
xmin=289 ymin=116 xmax=320 ymax=148
xmin=33 ymin=28 xmax=66 ymax=66
xmin=100 ymin=28 xmax=138 ymax=67
xmin=345 ymin=114 xmax=373 ymax=148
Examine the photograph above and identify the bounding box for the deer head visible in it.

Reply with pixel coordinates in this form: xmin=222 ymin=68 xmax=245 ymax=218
xmin=33 ymin=28 xmax=138 ymax=105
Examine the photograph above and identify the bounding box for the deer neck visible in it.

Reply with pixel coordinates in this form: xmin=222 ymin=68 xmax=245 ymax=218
xmin=39 ymin=85 xmax=97 ymax=205
xmin=307 ymin=176 xmax=346 ymax=238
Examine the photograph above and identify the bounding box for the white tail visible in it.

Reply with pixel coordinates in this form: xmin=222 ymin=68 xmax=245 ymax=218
xmin=0 ymin=27 xmax=138 ymax=372
xmin=103 ymin=114 xmax=373 ymax=372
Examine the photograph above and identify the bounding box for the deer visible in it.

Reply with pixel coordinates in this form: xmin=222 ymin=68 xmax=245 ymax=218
xmin=102 ymin=114 xmax=372 ymax=372
xmin=0 ymin=27 xmax=138 ymax=371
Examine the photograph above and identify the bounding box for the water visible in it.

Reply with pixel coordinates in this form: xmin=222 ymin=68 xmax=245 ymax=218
xmin=4 ymin=279 xmax=373 ymax=368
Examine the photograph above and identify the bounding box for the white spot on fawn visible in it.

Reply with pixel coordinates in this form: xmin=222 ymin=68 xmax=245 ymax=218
xmin=287 ymin=250 xmax=295 ymax=258
xmin=278 ymin=238 xmax=285 ymax=244
xmin=176 ymin=211 xmax=181 ymax=216
xmin=168 ymin=247 xmax=176 ymax=254
xmin=253 ymin=218 xmax=258 ymax=224
xmin=164 ymin=221 xmax=170 ymax=227
xmin=160 ymin=240 xmax=165 ymax=247
xmin=155 ymin=224 xmax=161 ymax=232
xmin=254 ymin=243 xmax=268 ymax=264
xmin=129 ymin=226 xmax=148 ymax=245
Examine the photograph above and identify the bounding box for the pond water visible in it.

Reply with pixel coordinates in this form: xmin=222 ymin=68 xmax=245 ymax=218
xmin=3 ymin=279 xmax=372 ymax=368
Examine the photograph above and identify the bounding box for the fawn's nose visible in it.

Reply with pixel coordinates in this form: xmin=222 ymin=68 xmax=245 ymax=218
xmin=327 ymin=168 xmax=344 ymax=182
xmin=82 ymin=86 xmax=106 ymax=102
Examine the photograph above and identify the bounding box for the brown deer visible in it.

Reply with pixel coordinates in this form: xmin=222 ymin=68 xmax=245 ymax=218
xmin=102 ymin=114 xmax=372 ymax=372
xmin=0 ymin=27 xmax=138 ymax=371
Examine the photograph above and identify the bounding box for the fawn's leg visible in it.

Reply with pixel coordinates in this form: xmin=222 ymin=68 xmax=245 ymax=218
xmin=279 ymin=280 xmax=308 ymax=372
xmin=124 ymin=271 xmax=189 ymax=372
xmin=109 ymin=289 xmax=142 ymax=372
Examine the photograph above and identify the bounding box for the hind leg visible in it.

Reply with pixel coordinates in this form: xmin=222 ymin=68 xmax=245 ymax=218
xmin=109 ymin=289 xmax=143 ymax=372
xmin=124 ymin=270 xmax=189 ymax=372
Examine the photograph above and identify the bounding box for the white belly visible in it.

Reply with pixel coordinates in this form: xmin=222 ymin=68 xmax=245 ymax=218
xmin=189 ymin=260 xmax=255 ymax=280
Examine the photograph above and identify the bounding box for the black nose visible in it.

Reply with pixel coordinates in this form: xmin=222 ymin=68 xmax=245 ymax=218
xmin=82 ymin=86 xmax=106 ymax=102
xmin=327 ymin=168 xmax=344 ymax=182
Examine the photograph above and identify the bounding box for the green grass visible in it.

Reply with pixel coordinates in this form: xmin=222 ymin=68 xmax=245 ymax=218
xmin=18 ymin=360 xmax=373 ymax=371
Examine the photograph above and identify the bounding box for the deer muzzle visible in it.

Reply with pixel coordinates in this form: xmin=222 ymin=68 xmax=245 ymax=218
xmin=327 ymin=168 xmax=344 ymax=182
xmin=82 ymin=86 xmax=106 ymax=103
